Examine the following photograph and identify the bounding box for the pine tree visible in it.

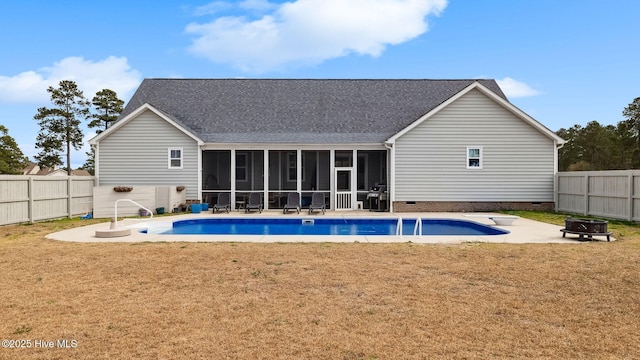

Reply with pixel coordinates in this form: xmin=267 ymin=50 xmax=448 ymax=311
xmin=89 ymin=89 xmax=124 ymax=134
xmin=34 ymin=80 xmax=90 ymax=174
xmin=622 ymin=97 xmax=640 ymax=168
xmin=82 ymin=89 xmax=124 ymax=174
xmin=0 ymin=125 xmax=29 ymax=174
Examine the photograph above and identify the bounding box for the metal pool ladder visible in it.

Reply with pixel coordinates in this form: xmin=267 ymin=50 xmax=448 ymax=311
xmin=396 ymin=217 xmax=423 ymax=238
xmin=413 ymin=217 xmax=423 ymax=238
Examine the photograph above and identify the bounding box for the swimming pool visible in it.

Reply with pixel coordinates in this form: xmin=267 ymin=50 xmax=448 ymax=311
xmin=145 ymin=218 xmax=508 ymax=236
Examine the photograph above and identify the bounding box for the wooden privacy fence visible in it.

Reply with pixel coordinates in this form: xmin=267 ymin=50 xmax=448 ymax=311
xmin=556 ymin=170 xmax=640 ymax=221
xmin=0 ymin=175 xmax=96 ymax=225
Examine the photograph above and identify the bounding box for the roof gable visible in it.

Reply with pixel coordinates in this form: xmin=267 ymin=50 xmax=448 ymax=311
xmin=386 ymin=82 xmax=565 ymax=145
xmin=89 ymin=103 xmax=203 ymax=145
xmin=116 ymin=79 xmax=508 ymax=144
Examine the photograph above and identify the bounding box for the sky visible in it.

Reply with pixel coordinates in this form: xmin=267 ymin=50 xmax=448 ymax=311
xmin=1 ymin=0 xmax=639 ymax=170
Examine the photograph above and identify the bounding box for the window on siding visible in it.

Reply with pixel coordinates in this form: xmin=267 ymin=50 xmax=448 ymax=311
xmin=466 ymin=146 xmax=482 ymax=169
xmin=169 ymin=148 xmax=183 ymax=169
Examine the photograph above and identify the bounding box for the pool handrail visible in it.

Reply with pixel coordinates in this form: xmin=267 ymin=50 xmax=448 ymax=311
xmin=396 ymin=217 xmax=403 ymax=238
xmin=114 ymin=198 xmax=153 ymax=226
xmin=413 ymin=217 xmax=423 ymax=237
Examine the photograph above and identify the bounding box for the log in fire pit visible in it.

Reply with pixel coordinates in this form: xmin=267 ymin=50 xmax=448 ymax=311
xmin=561 ymin=217 xmax=611 ymax=241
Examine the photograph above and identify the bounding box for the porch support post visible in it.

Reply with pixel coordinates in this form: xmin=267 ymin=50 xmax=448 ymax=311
xmin=330 ymin=149 xmax=335 ymax=211
xmin=296 ymin=149 xmax=302 ymax=193
xmin=264 ymin=150 xmax=269 ymax=210
xmin=230 ymin=149 xmax=236 ymax=210
xmin=352 ymin=149 xmax=358 ymax=210
xmin=197 ymin=146 xmax=203 ymax=203
xmin=386 ymin=143 xmax=395 ymax=212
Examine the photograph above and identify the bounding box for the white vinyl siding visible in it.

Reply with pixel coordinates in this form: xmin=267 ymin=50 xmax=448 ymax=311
xmin=97 ymin=110 xmax=199 ymax=199
xmin=394 ymin=89 xmax=556 ymax=202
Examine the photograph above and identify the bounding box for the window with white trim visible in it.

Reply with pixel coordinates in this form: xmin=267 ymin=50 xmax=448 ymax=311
xmin=466 ymin=146 xmax=483 ymax=169
xmin=168 ymin=148 xmax=183 ymax=169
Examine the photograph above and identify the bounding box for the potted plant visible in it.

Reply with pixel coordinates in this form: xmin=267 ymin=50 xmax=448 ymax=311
xmin=113 ymin=186 xmax=133 ymax=192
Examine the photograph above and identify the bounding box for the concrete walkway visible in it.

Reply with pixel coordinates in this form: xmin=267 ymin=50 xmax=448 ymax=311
xmin=45 ymin=210 xmax=603 ymax=244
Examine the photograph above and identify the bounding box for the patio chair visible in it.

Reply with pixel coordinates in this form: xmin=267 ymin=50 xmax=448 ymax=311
xmin=283 ymin=192 xmax=301 ymax=214
xmin=245 ymin=192 xmax=263 ymax=213
xmin=308 ymin=192 xmax=326 ymax=215
xmin=213 ymin=192 xmax=231 ymax=213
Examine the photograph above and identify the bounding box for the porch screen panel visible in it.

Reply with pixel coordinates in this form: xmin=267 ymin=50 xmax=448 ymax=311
xmin=356 ymin=150 xmax=387 ymax=209
xmin=202 ymin=150 xmax=231 ymax=206
xmin=357 ymin=150 xmax=387 ymax=191
xmin=268 ymin=150 xmax=296 ymax=209
xmin=268 ymin=151 xmax=297 ymax=191
xmin=236 ymin=150 xmax=264 ymax=191
xmin=302 ymin=150 xmax=330 ymax=209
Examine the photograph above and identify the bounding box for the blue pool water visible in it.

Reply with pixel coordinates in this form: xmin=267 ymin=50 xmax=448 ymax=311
xmin=149 ymin=218 xmax=508 ymax=236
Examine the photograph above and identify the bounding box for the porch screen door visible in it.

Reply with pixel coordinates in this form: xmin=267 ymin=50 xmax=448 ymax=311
xmin=335 ymin=168 xmax=352 ymax=211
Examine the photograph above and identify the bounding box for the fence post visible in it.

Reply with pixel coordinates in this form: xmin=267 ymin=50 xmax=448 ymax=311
xmin=67 ymin=176 xmax=73 ymax=219
xmin=28 ymin=176 xmax=34 ymax=224
xmin=629 ymin=173 xmax=635 ymax=221
xmin=583 ymin=174 xmax=588 ymax=216
xmin=554 ymin=173 xmax=558 ymax=212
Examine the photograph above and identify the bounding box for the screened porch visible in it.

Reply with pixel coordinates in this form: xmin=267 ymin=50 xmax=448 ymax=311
xmin=201 ymin=149 xmax=387 ymax=211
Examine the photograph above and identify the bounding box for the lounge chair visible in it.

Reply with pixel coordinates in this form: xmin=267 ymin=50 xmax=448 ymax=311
xmin=308 ymin=192 xmax=326 ymax=215
xmin=213 ymin=192 xmax=231 ymax=213
xmin=245 ymin=192 xmax=263 ymax=213
xmin=283 ymin=192 xmax=301 ymax=214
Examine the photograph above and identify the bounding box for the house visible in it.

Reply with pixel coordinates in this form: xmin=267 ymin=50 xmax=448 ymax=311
xmin=89 ymin=79 xmax=565 ymax=212
xmin=22 ymin=163 xmax=91 ymax=176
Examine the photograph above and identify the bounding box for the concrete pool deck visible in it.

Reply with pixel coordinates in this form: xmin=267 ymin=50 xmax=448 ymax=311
xmin=45 ymin=211 xmax=607 ymax=244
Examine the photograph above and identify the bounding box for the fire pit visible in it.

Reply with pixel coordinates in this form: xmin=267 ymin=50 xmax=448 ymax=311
xmin=561 ymin=217 xmax=611 ymax=241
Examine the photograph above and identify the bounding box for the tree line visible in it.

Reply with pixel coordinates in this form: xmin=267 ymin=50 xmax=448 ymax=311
xmin=557 ymin=97 xmax=640 ymax=171
xmin=0 ymin=80 xmax=123 ymax=175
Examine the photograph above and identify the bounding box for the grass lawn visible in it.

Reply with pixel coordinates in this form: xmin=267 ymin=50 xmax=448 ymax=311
xmin=1 ymin=211 xmax=639 ymax=359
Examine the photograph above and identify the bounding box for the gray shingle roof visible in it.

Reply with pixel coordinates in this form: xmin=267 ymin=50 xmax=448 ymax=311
xmin=120 ymin=79 xmax=507 ymax=144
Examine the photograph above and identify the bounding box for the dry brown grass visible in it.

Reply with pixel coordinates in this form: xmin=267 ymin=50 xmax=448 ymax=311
xmin=1 ymin=213 xmax=639 ymax=359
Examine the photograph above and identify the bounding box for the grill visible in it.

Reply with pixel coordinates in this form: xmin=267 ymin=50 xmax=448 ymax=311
xmin=367 ymin=183 xmax=388 ymax=212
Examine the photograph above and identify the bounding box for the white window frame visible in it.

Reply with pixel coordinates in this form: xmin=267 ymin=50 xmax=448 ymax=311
xmin=466 ymin=146 xmax=483 ymax=169
xmin=168 ymin=147 xmax=183 ymax=169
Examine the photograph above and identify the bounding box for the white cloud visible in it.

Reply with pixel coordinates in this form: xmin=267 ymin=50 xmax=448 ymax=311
xmin=239 ymin=0 xmax=278 ymax=12
xmin=0 ymin=56 xmax=142 ymax=104
xmin=186 ymin=0 xmax=448 ymax=72
xmin=194 ymin=1 xmax=234 ymax=16
xmin=496 ymin=77 xmax=540 ymax=98
xmin=194 ymin=0 xmax=276 ymax=16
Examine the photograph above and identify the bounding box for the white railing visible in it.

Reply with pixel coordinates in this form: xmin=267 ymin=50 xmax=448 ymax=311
xmin=396 ymin=217 xmax=423 ymax=238
xmin=335 ymin=192 xmax=352 ymax=210
xmin=413 ymin=217 xmax=423 ymax=237
xmin=114 ymin=198 xmax=153 ymax=226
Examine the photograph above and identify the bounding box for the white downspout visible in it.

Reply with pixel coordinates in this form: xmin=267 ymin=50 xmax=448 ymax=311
xmin=198 ymin=144 xmax=203 ymax=203
xmin=231 ymin=149 xmax=236 ymax=210
xmin=554 ymin=141 xmax=565 ymax=212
